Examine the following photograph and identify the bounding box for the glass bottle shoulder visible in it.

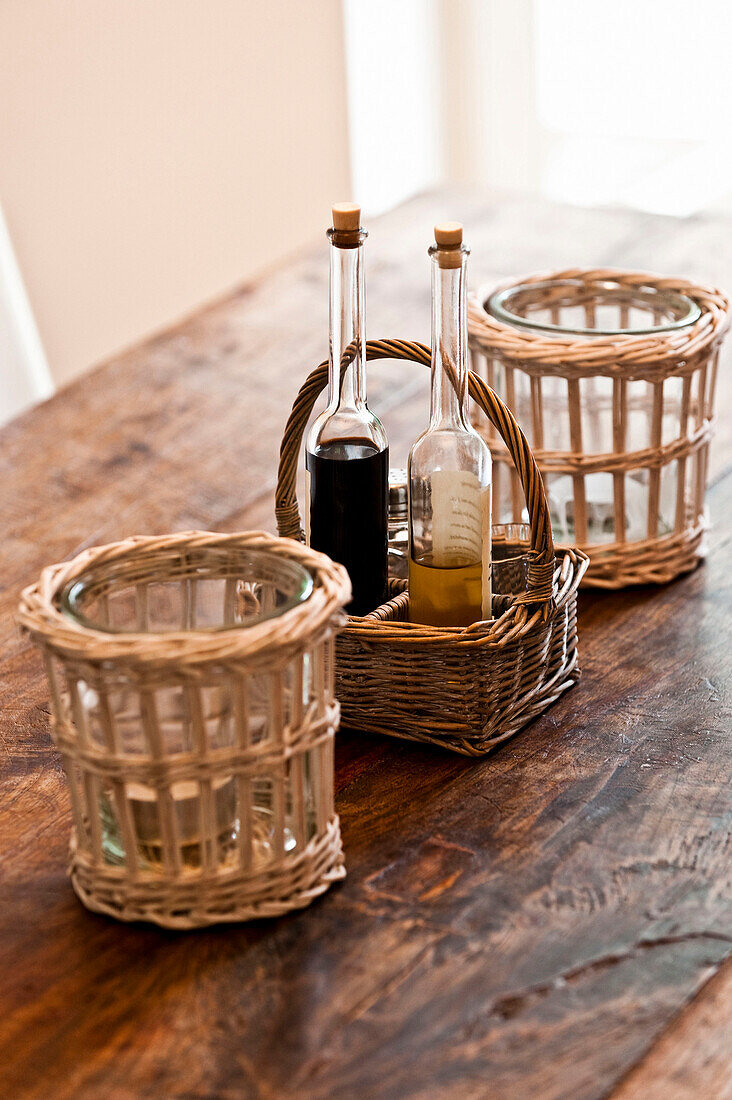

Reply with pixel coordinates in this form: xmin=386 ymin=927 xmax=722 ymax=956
xmin=307 ymin=404 xmax=388 ymax=456
xmin=409 ymin=423 xmax=492 ymax=484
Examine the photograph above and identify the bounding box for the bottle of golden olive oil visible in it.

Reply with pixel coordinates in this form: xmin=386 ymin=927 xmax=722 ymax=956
xmin=408 ymin=223 xmax=492 ymax=627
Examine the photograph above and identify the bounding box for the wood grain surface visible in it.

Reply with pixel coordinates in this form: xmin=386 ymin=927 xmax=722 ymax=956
xmin=612 ymin=960 xmax=732 ymax=1099
xmin=1 ymin=190 xmax=731 ymax=1098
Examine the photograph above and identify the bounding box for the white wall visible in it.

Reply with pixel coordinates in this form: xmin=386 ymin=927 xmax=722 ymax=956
xmin=534 ymin=0 xmax=732 ymax=214
xmin=0 ymin=203 xmax=53 ymax=422
xmin=0 ymin=0 xmax=351 ymax=386
xmin=439 ymin=0 xmax=540 ymax=193
xmin=343 ymin=0 xmax=441 ymax=216
xmin=343 ymin=0 xmax=542 ymax=215
xmin=345 ymin=0 xmax=732 ymax=219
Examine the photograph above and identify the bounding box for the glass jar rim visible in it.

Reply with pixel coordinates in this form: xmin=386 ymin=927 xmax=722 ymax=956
xmin=60 ymin=546 xmax=314 ymax=635
xmin=486 ymin=279 xmax=701 ymax=337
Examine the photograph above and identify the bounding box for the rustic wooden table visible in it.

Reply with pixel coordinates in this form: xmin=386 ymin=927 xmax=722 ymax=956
xmin=2 ymin=190 xmax=731 ymax=1099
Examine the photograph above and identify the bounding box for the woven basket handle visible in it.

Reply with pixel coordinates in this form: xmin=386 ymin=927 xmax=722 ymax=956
xmin=276 ymin=338 xmax=555 ymax=608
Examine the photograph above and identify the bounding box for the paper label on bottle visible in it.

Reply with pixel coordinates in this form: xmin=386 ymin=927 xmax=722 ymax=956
xmin=431 ymin=469 xmax=492 ymax=619
xmin=304 ymin=468 xmax=311 ymax=546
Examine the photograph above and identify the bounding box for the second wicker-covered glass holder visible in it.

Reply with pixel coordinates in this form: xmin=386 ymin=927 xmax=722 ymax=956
xmin=17 ymin=530 xmax=351 ymax=928
xmin=468 ymin=269 xmax=730 ymax=587
xmin=276 ymin=339 xmax=589 ymax=757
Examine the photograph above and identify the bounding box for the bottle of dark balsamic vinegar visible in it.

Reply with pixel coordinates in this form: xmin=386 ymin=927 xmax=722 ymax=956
xmin=306 ymin=204 xmax=389 ymax=615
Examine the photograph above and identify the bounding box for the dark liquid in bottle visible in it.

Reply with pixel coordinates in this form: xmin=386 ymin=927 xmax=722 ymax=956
xmin=307 ymin=440 xmax=389 ymax=616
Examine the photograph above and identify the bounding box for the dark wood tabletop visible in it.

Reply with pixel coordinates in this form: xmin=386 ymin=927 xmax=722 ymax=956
xmin=2 ymin=190 xmax=731 ymax=1099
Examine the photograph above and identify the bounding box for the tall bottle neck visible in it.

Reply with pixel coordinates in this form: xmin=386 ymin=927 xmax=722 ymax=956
xmin=328 ymin=228 xmax=367 ymax=412
xmin=429 ymin=251 xmax=469 ymax=430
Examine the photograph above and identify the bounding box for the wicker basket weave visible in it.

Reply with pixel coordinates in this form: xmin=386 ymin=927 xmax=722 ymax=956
xmin=468 ymin=270 xmax=730 ymax=587
xmin=18 ymin=530 xmax=351 ymax=928
xmin=276 ymin=339 xmax=588 ymax=756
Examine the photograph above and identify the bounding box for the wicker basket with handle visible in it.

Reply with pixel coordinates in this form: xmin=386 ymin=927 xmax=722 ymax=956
xmin=276 ymin=339 xmax=589 ymax=756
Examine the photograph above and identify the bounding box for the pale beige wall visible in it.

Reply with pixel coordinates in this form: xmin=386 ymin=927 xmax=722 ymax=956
xmin=0 ymin=0 xmax=351 ymax=386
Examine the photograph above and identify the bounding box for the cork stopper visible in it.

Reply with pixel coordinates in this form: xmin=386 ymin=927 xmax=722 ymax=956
xmin=434 ymin=222 xmax=463 ymax=247
xmin=433 ymin=221 xmax=465 ymax=268
xmin=332 ymin=203 xmax=361 ymax=232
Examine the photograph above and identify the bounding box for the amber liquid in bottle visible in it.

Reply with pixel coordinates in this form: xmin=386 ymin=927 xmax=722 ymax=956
xmin=409 ymin=554 xmax=482 ymax=627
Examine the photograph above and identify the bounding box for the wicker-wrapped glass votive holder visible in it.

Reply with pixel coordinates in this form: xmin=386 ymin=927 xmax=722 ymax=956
xmin=277 ymin=339 xmax=589 ymax=756
xmin=468 ymin=270 xmax=730 ymax=587
xmin=18 ymin=530 xmax=351 ymax=928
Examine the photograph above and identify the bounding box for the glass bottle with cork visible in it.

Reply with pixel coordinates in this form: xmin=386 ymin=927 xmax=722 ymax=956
xmin=306 ymin=203 xmax=389 ymax=616
xmin=408 ymin=223 xmax=492 ymax=627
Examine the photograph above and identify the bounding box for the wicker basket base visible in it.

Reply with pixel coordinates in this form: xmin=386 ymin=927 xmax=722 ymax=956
xmin=336 ymin=551 xmax=585 ymax=757
xmin=339 ymin=652 xmax=580 ymax=755
xmin=68 ymin=815 xmax=346 ymax=929
xmin=576 ymin=518 xmax=706 ymax=588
